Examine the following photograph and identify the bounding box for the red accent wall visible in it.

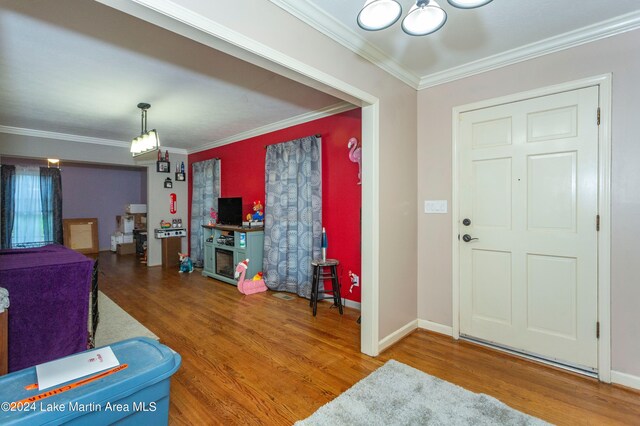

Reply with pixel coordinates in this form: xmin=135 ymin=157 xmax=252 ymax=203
xmin=188 ymin=109 xmax=362 ymax=302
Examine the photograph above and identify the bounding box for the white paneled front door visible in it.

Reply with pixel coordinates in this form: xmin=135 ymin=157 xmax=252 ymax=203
xmin=458 ymin=87 xmax=599 ymax=371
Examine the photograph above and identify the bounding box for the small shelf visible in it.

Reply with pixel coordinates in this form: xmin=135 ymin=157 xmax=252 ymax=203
xmin=156 ymin=161 xmax=170 ymax=173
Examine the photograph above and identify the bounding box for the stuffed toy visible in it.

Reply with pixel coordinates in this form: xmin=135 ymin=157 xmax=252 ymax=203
xmin=234 ymin=259 xmax=267 ymax=295
xmin=251 ymin=200 xmax=264 ymax=222
xmin=178 ymin=253 xmax=194 ymax=273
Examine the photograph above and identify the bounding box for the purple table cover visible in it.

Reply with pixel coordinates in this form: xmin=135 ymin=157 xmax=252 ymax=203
xmin=0 ymin=244 xmax=94 ymax=372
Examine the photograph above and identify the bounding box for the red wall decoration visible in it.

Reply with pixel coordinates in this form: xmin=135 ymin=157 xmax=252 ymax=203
xmin=188 ymin=108 xmax=362 ymax=302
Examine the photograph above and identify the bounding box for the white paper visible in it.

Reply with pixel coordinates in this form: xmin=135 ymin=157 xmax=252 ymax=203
xmin=36 ymin=347 xmax=120 ymax=390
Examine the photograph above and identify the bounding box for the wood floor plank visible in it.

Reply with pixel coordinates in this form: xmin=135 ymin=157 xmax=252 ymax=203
xmin=97 ymin=252 xmax=640 ymax=425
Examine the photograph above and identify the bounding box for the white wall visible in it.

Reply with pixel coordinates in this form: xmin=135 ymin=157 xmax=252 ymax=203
xmin=144 ymin=153 xmax=189 ymax=267
xmin=417 ymin=29 xmax=640 ymax=377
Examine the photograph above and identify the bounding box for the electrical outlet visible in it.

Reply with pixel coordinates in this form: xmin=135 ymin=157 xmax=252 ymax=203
xmin=348 ymin=271 xmax=360 ymax=293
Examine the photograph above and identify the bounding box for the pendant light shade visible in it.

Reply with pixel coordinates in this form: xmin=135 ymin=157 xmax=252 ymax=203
xmin=401 ymin=0 xmax=447 ymax=36
xmin=357 ymin=0 xmax=402 ymax=31
xmin=447 ymin=0 xmax=493 ymax=8
xmin=130 ymin=102 xmax=160 ymax=157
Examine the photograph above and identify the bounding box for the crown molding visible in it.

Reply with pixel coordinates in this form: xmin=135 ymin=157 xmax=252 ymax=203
xmin=0 ymin=125 xmax=188 ymax=155
xmin=418 ymin=9 xmax=640 ymax=89
xmin=268 ymin=1 xmax=640 ymax=91
xmin=188 ymin=101 xmax=356 ymax=154
xmin=268 ymin=0 xmax=421 ymax=89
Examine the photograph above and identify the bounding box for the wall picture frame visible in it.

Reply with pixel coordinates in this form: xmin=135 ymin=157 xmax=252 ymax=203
xmin=175 ymin=172 xmax=186 ymax=181
xmin=157 ymin=161 xmax=170 ymax=173
xmin=164 ymin=177 xmax=173 ymax=188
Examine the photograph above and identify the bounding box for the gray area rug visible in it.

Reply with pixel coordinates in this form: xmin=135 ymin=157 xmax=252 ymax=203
xmin=296 ymin=360 xmax=549 ymax=426
xmin=94 ymin=291 xmax=159 ymax=347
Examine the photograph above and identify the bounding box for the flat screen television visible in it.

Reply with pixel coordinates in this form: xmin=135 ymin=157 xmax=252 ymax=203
xmin=217 ymin=197 xmax=243 ymax=226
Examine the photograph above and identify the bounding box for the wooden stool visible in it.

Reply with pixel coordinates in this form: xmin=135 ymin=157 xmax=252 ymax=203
xmin=310 ymin=259 xmax=343 ymax=316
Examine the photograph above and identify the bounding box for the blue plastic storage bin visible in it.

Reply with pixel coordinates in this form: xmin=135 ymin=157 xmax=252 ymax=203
xmin=0 ymin=337 xmax=181 ymax=425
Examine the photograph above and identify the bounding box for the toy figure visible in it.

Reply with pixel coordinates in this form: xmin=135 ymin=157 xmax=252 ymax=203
xmin=178 ymin=253 xmax=194 ymax=273
xmin=234 ymin=259 xmax=267 ymax=295
xmin=251 ymin=200 xmax=264 ymax=222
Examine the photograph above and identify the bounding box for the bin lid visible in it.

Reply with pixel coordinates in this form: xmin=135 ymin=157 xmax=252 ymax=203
xmin=0 ymin=337 xmax=181 ymax=424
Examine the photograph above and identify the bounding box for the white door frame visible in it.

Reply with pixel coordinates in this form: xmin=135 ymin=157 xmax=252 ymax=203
xmin=95 ymin=0 xmax=381 ymax=356
xmin=451 ymin=74 xmax=612 ymax=382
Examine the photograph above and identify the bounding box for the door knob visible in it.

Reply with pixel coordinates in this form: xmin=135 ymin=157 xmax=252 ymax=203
xmin=462 ymin=218 xmax=471 ymax=226
xmin=462 ymin=234 xmax=478 ymax=242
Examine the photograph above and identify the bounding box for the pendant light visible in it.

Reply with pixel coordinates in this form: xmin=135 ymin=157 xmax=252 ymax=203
xmin=401 ymin=0 xmax=447 ymax=36
xmin=130 ymin=102 xmax=160 ymax=157
xmin=447 ymin=0 xmax=493 ymax=9
xmin=357 ymin=0 xmax=403 ymax=31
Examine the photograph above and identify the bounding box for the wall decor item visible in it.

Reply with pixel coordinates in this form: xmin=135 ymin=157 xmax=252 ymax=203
xmin=157 ymin=161 xmax=170 ymax=173
xmin=164 ymin=177 xmax=173 ymax=188
xmin=170 ymin=193 xmax=177 ymax=214
xmin=347 ymin=137 xmax=362 ymax=185
xmin=175 ymin=172 xmax=185 ymax=181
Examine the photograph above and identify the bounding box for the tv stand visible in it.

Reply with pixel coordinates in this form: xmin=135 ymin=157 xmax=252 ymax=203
xmin=202 ymin=225 xmax=264 ymax=285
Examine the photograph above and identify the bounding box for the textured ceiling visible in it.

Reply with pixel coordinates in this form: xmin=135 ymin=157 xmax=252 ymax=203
xmin=0 ymin=0 xmax=344 ymax=152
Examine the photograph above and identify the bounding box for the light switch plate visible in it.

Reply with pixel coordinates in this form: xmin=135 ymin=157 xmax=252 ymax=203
xmin=424 ymin=200 xmax=448 ymax=214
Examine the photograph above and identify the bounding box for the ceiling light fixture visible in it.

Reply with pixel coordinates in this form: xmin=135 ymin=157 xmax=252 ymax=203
xmin=130 ymin=102 xmax=160 ymax=157
xmin=357 ymin=0 xmax=403 ymax=31
xmin=357 ymin=0 xmax=493 ymax=36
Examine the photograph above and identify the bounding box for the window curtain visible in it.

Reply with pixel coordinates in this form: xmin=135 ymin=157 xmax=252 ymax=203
xmin=11 ymin=166 xmax=43 ymax=246
xmin=40 ymin=167 xmax=63 ymax=244
xmin=263 ymin=135 xmax=322 ymax=298
xmin=190 ymin=159 xmax=221 ymax=268
xmin=0 ymin=165 xmax=16 ymax=249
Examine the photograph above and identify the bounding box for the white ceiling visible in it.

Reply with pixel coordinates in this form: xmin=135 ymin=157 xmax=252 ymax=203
xmin=2 ymin=1 xmax=639 ymax=156
xmin=271 ymin=0 xmax=640 ymax=88
xmin=0 ymin=0 xmax=345 ymax=154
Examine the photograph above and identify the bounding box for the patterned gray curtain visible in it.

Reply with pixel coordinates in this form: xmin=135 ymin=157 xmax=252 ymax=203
xmin=263 ymin=135 xmax=322 ymax=298
xmin=40 ymin=167 xmax=63 ymax=244
xmin=1 ymin=165 xmax=16 ymax=249
xmin=190 ymin=159 xmax=220 ymax=267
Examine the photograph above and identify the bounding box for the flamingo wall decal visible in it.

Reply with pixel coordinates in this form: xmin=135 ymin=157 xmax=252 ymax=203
xmin=347 ymin=137 xmax=362 ymax=185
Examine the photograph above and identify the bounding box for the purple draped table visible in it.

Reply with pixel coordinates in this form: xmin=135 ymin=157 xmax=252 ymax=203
xmin=0 ymin=244 xmax=93 ymax=372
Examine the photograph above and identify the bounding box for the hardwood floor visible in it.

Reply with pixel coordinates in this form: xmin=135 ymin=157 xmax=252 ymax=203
xmin=98 ymin=252 xmax=640 ymax=425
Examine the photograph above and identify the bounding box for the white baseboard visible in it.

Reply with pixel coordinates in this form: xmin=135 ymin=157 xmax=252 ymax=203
xmin=611 ymin=370 xmax=640 ymax=391
xmin=378 ymin=319 xmax=418 ymax=352
xmin=417 ymin=319 xmax=453 ymax=337
xmin=342 ymin=299 xmax=361 ymax=311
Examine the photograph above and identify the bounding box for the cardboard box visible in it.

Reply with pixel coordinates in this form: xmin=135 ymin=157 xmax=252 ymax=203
xmin=126 ymin=204 xmax=147 ymax=214
xmin=110 ymin=233 xmax=124 ymax=252
xmin=116 ymin=215 xmax=135 ymax=234
xmin=130 ymin=213 xmax=147 ymax=230
xmin=116 ymin=242 xmax=136 ymax=255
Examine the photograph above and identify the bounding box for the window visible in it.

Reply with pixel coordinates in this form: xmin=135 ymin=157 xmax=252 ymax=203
xmin=11 ymin=167 xmax=45 ymax=246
